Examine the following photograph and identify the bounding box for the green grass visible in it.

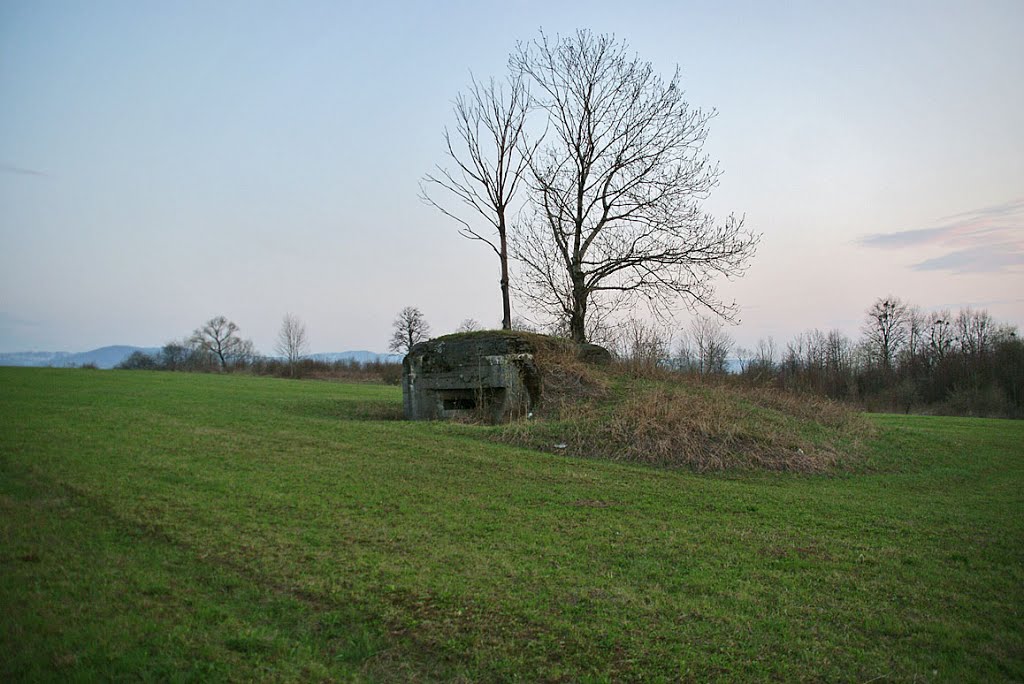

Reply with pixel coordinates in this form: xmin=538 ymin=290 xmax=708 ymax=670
xmin=1 ymin=368 xmax=1022 ymax=681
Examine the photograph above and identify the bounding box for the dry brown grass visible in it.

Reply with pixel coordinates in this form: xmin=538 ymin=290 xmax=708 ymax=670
xmin=530 ymin=341 xmax=611 ymax=415
xmin=498 ymin=356 xmax=872 ymax=473
xmin=594 ymin=385 xmax=868 ymax=472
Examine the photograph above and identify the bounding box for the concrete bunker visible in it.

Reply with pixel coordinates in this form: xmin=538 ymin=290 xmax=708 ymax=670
xmin=402 ymin=331 xmax=611 ymax=423
xmin=402 ymin=332 xmax=543 ymax=423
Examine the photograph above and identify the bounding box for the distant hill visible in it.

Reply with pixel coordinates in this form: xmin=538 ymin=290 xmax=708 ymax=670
xmin=0 ymin=346 xmax=161 ymax=369
xmin=0 ymin=346 xmax=401 ymax=369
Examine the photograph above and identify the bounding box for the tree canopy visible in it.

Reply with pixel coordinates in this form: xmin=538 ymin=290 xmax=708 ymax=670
xmin=426 ymin=29 xmax=759 ymax=343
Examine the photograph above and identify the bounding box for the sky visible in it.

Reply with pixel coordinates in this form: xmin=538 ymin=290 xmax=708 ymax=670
xmin=1 ymin=0 xmax=1022 ymax=354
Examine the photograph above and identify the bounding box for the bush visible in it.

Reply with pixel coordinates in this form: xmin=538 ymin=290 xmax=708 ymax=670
xmin=936 ymin=385 xmax=1011 ymax=418
xmin=117 ymin=351 xmax=159 ymax=370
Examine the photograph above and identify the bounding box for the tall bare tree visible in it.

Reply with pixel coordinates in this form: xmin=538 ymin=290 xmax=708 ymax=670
xmin=190 ymin=316 xmax=253 ymax=370
xmin=421 ymin=73 xmax=535 ymax=330
xmin=956 ymin=307 xmax=994 ymax=358
xmin=510 ymin=30 xmax=758 ymax=343
xmin=925 ymin=311 xmax=955 ymax=365
xmin=275 ymin=313 xmax=309 ymax=376
xmin=862 ymin=296 xmax=909 ymax=372
xmin=389 ymin=306 xmax=431 ymax=355
xmin=825 ymin=329 xmax=853 ymax=377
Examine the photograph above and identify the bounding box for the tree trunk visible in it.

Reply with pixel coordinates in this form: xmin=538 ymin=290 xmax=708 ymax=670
xmin=499 ymin=219 xmax=511 ymax=330
xmin=569 ymin=273 xmax=588 ymax=343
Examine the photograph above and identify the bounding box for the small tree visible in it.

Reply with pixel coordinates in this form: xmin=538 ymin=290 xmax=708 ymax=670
xmin=190 ymin=316 xmax=253 ymax=370
xmin=117 ymin=350 xmax=159 ymax=370
xmin=509 ymin=316 xmax=538 ymax=333
xmin=275 ymin=313 xmax=309 ymax=376
xmin=753 ymin=337 xmax=778 ymax=373
xmin=389 ymin=307 xmax=431 ymax=355
xmin=457 ymin=318 xmax=482 ymax=333
xmin=687 ymin=315 xmax=734 ymax=376
xmin=616 ymin=318 xmax=671 ymax=373
xmin=159 ymin=341 xmax=191 ymax=371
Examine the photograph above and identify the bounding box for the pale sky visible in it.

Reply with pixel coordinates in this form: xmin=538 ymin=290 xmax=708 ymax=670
xmin=2 ymin=0 xmax=1022 ymax=354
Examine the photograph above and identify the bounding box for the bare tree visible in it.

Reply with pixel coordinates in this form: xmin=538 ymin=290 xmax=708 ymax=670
xmin=421 ymin=73 xmax=536 ymax=330
xmin=753 ymin=337 xmax=778 ymax=372
xmin=825 ymin=329 xmax=853 ymax=376
xmin=906 ymin=306 xmax=926 ymax=360
xmin=456 ymin=318 xmax=482 ymax=333
xmin=615 ymin=318 xmax=671 ymax=371
xmin=389 ymin=307 xmax=431 ymax=355
xmin=537 ymin=299 xmax=618 ymax=346
xmin=673 ymin=335 xmax=698 ymax=373
xmin=276 ymin=313 xmax=309 ymax=376
xmin=782 ymin=333 xmax=806 ymax=380
xmin=190 ymin=316 xmax=254 ymax=370
xmin=862 ymin=297 xmax=909 ymax=372
xmin=509 ymin=316 xmax=538 ymax=333
xmin=687 ymin=315 xmax=734 ymax=375
xmin=510 ymin=30 xmax=758 ymax=343
xmin=734 ymin=346 xmax=752 ymax=374
xmin=956 ymin=307 xmax=994 ymax=358
xmin=926 ymin=311 xmax=954 ymax=365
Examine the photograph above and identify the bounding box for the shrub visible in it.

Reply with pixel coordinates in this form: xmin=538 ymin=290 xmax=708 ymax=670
xmin=117 ymin=351 xmax=159 ymax=370
xmin=937 ymin=384 xmax=1011 ymax=418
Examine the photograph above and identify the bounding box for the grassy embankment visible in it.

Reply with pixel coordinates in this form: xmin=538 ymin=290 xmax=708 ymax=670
xmin=1 ymin=367 xmax=1022 ymax=681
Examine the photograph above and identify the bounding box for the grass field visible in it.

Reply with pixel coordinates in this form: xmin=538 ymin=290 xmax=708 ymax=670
xmin=1 ymin=368 xmax=1022 ymax=682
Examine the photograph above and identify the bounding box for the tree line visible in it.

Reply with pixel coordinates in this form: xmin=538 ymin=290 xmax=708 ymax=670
xmin=117 ymin=313 xmax=401 ymax=383
xmin=380 ymin=299 xmax=1022 ymax=420
xmin=609 ymin=296 xmax=1023 ymax=418
xmin=769 ymin=298 xmax=1022 ymax=417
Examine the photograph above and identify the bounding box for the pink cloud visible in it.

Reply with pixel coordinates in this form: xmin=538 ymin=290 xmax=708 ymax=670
xmin=859 ymin=198 xmax=1024 ymax=273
